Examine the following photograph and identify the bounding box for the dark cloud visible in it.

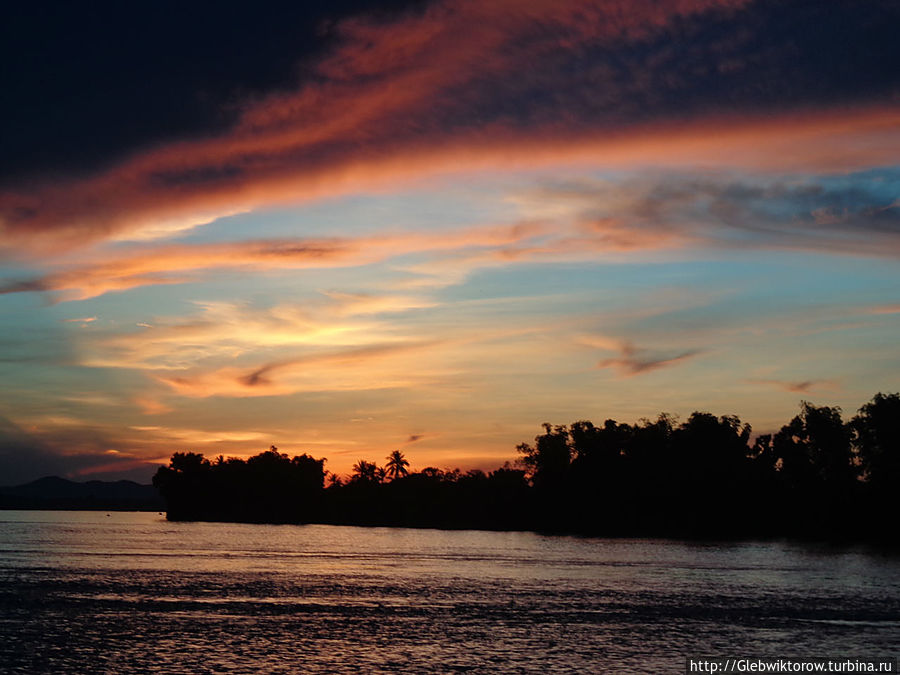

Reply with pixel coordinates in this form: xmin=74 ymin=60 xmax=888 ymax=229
xmin=544 ymin=168 xmax=900 ymax=257
xmin=0 ymin=0 xmax=428 ymax=185
xmin=6 ymin=0 xmax=895 ymax=188
xmin=3 ymin=1 xmax=900 ymax=250
xmin=749 ymin=379 xmax=838 ymax=394
xmin=239 ymin=365 xmax=275 ymax=388
xmin=597 ymin=342 xmax=702 ymax=376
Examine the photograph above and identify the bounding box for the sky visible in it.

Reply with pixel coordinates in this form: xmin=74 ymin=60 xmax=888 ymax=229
xmin=1 ymin=0 xmax=899 ymax=484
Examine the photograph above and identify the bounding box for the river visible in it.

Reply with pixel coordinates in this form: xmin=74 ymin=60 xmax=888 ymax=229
xmin=0 ymin=511 xmax=897 ymax=673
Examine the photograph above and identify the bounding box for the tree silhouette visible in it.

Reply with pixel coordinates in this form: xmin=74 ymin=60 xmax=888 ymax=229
xmin=768 ymin=402 xmax=857 ymax=535
xmin=851 ymin=392 xmax=900 ymax=497
xmin=153 ymin=447 xmax=323 ymax=522
xmin=151 ymin=393 xmax=895 ymax=540
xmin=773 ymin=402 xmax=855 ymax=491
xmin=352 ymin=459 xmax=381 ymax=483
xmin=385 ymin=450 xmax=410 ymax=480
xmin=517 ymin=423 xmax=571 ymax=488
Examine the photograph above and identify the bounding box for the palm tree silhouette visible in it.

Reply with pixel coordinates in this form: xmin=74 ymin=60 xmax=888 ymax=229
xmin=385 ymin=450 xmax=410 ymax=481
xmin=352 ymin=459 xmax=380 ymax=483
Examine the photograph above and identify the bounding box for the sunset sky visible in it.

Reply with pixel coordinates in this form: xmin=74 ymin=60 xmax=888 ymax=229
xmin=2 ymin=0 xmax=899 ymax=483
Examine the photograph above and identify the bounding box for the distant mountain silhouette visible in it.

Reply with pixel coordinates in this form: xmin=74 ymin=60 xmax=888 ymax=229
xmin=0 ymin=476 xmax=164 ymax=511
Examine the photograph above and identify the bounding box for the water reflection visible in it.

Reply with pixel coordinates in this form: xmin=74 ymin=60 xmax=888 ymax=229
xmin=0 ymin=511 xmax=898 ymax=673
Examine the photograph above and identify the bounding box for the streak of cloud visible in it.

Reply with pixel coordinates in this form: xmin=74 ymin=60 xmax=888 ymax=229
xmin=7 ymin=167 xmax=899 ymax=304
xmin=865 ymin=304 xmax=900 ymax=315
xmin=0 ymin=224 xmax=544 ymax=301
xmin=3 ymin=0 xmax=900 ymax=251
xmin=157 ymin=340 xmax=449 ymax=398
xmin=583 ymin=335 xmax=702 ymax=376
xmin=749 ymin=379 xmax=839 ymax=394
xmin=514 ymin=171 xmax=900 ymax=258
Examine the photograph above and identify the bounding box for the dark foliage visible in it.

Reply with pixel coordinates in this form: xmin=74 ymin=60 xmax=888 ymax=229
xmin=153 ymin=393 xmax=899 ymax=540
xmin=153 ymin=446 xmax=325 ymax=523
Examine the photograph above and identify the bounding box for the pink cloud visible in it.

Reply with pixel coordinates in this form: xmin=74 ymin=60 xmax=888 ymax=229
xmin=7 ymin=0 xmax=900 ymax=253
xmin=0 ymin=224 xmax=544 ymax=301
xmin=865 ymin=304 xmax=900 ymax=315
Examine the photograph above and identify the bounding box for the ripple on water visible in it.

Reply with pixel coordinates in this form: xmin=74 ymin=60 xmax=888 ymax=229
xmin=0 ymin=512 xmax=898 ymax=674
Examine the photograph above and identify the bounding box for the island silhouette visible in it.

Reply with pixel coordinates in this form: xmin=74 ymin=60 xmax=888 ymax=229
xmin=152 ymin=392 xmax=899 ymax=540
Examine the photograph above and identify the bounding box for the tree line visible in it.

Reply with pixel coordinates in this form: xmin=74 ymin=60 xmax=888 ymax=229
xmin=152 ymin=392 xmax=899 ymax=539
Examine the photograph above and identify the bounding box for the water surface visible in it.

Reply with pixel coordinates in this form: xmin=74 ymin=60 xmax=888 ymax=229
xmin=1 ymin=511 xmax=897 ymax=673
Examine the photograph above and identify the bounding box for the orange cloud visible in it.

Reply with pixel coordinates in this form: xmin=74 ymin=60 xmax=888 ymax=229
xmin=133 ymin=396 xmax=173 ymax=416
xmin=6 ymin=0 xmax=899 ymax=253
xmin=1 ymin=223 xmax=544 ymax=301
xmin=157 ymin=340 xmax=450 ymax=398
xmin=76 ymin=295 xmax=436 ymax=377
xmin=394 ymin=216 xmax=693 ymax=288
